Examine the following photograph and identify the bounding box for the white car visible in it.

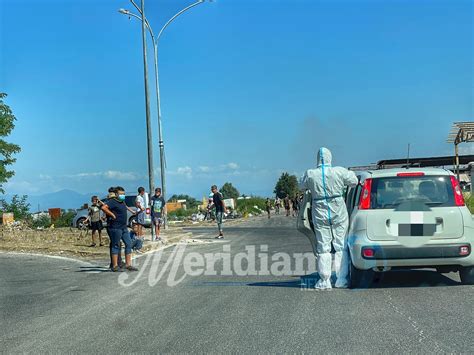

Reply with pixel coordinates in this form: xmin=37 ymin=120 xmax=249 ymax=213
xmin=345 ymin=168 xmax=474 ymax=288
xmin=297 ymin=168 xmax=474 ymax=288
xmin=72 ymin=194 xmax=151 ymax=229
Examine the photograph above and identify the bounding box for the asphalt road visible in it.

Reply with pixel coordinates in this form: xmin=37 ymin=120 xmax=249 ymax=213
xmin=1 ymin=215 xmax=473 ymax=353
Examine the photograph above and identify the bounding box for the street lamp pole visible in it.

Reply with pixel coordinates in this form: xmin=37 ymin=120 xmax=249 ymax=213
xmin=119 ymin=0 xmax=208 ymax=229
xmin=139 ymin=0 xmax=155 ymax=198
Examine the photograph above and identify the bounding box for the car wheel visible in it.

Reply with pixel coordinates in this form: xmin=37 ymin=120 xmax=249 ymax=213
xmin=76 ymin=217 xmax=86 ymax=229
xmin=349 ymin=262 xmax=374 ymax=289
xmin=459 ymin=266 xmax=474 ymax=285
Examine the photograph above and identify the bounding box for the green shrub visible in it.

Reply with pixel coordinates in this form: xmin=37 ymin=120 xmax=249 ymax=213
xmin=0 ymin=194 xmax=30 ymax=220
xmin=465 ymin=194 xmax=474 ymax=214
xmin=31 ymin=215 xmax=51 ymax=229
xmin=54 ymin=211 xmax=76 ymax=227
xmin=236 ymin=197 xmax=268 ymax=215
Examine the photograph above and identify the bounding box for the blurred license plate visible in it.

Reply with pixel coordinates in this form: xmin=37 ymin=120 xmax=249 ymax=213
xmin=398 ymin=224 xmax=436 ymax=236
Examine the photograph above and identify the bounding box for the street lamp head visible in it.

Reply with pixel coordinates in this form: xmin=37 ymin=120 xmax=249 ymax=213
xmin=118 ymin=8 xmax=130 ymax=15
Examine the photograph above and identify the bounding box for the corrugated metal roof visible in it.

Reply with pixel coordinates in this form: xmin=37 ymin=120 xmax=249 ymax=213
xmin=447 ymin=121 xmax=474 ymax=144
xmin=377 ymin=155 xmax=474 ymax=168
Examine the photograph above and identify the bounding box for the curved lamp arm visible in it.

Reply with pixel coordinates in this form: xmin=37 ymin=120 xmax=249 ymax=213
xmin=156 ymin=1 xmax=205 ymax=43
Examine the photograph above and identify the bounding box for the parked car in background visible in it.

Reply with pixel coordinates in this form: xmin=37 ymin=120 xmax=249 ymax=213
xmin=71 ymin=194 xmax=151 ymax=229
xmin=345 ymin=168 xmax=474 ymax=288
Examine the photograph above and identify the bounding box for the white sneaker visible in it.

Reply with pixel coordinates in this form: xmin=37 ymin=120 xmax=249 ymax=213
xmin=315 ymin=279 xmax=332 ymax=290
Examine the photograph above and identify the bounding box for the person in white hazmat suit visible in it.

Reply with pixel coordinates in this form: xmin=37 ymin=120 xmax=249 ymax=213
xmin=299 ymin=147 xmax=358 ymax=289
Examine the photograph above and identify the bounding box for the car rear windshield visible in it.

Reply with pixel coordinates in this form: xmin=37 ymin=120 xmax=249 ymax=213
xmin=370 ymin=175 xmax=455 ymax=209
xmin=125 ymin=196 xmax=136 ymax=208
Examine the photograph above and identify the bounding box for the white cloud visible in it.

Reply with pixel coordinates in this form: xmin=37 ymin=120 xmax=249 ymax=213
xmin=198 ymin=166 xmax=210 ymax=173
xmin=170 ymin=166 xmax=193 ymax=179
xmin=65 ymin=171 xmax=140 ymax=181
xmin=3 ymin=180 xmax=41 ymax=194
xmin=102 ymin=170 xmax=139 ymax=181
xmin=223 ymin=162 xmax=239 ymax=170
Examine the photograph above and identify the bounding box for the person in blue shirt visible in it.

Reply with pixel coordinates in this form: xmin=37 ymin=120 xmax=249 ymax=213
xmin=101 ymin=186 xmax=138 ymax=272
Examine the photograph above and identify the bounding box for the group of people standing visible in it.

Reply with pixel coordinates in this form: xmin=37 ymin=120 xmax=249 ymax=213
xmin=83 ymin=186 xmax=167 ymax=272
xmin=267 ymin=195 xmax=300 ymax=218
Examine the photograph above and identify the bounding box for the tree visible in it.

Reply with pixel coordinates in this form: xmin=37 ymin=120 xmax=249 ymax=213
xmin=274 ymin=172 xmax=299 ymax=199
xmin=0 ymin=93 xmax=21 ymax=194
xmin=0 ymin=194 xmax=30 ymax=220
xmin=167 ymin=194 xmax=199 ymax=209
xmin=220 ymin=182 xmax=239 ymax=199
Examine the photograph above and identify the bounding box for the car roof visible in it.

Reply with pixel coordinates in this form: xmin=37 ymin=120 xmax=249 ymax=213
xmin=358 ymin=167 xmax=453 ymax=179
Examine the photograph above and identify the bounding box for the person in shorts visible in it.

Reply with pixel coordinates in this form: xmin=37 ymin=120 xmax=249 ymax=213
xmin=101 ymin=187 xmax=123 ymax=270
xmin=275 ymin=197 xmax=281 ymax=215
xmin=135 ymin=187 xmax=146 ymax=238
xmin=150 ymin=187 xmax=166 ymax=242
xmin=265 ymin=198 xmax=272 ymax=219
xmin=129 ymin=221 xmax=144 ymax=254
xmin=101 ymin=186 xmax=138 ymax=272
xmin=85 ymin=195 xmax=104 ymax=247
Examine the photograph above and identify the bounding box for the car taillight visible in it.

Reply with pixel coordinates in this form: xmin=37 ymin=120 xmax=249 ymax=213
xmin=460 ymin=246 xmax=470 ymax=256
xmin=362 ymin=248 xmax=375 ymax=258
xmin=397 ymin=172 xmax=425 ymax=177
xmin=450 ymin=176 xmax=465 ymax=206
xmin=146 ymin=208 xmax=151 ymax=214
xmin=359 ymin=178 xmax=372 ymax=210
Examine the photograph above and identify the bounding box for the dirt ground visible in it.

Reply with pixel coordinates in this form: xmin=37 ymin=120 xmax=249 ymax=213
xmin=0 ymin=224 xmax=192 ymax=260
xmin=0 ymin=215 xmax=256 ymax=260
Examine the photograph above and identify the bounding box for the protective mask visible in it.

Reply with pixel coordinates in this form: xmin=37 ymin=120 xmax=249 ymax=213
xmin=118 ymin=194 xmax=126 ymax=201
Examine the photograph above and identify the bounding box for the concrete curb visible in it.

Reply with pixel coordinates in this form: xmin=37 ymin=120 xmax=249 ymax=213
xmin=0 ymin=250 xmax=95 ymax=267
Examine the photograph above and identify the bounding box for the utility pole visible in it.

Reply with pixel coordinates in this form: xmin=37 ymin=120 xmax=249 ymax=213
xmin=140 ymin=0 xmax=155 ymax=196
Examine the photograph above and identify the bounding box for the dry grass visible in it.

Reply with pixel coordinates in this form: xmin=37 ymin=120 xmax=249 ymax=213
xmin=0 ymin=225 xmax=191 ymax=260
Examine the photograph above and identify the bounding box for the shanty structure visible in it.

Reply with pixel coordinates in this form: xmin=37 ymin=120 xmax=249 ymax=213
xmin=447 ymin=122 xmax=474 ymax=180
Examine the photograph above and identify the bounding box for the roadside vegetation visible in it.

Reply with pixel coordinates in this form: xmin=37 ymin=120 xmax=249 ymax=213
xmin=236 ymin=197 xmax=267 ymax=216
xmin=465 ymin=194 xmax=474 ymax=214
xmin=0 ymin=194 xmax=75 ymax=228
xmin=0 ymin=93 xmax=21 ymax=194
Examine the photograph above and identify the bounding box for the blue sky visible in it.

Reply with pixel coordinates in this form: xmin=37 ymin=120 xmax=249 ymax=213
xmin=0 ymin=0 xmax=472 ymax=199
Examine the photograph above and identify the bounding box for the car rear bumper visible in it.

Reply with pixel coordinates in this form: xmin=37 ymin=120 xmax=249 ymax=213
xmin=361 ymin=244 xmax=470 ymax=259
xmin=349 ymin=233 xmax=474 ymax=270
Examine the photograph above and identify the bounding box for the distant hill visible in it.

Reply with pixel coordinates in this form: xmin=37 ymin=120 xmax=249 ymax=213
xmin=2 ymin=190 xmax=101 ymax=211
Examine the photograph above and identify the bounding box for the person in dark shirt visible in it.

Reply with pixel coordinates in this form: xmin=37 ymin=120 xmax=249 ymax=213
xmin=284 ymin=196 xmax=291 ymax=217
xmin=292 ymin=196 xmax=300 ymax=217
xmin=265 ymin=198 xmax=272 ymax=219
xmin=211 ymin=185 xmax=226 ymax=239
xmin=101 ymin=186 xmax=138 ymax=272
xmin=150 ymin=187 xmax=166 ymax=242
xmin=99 ymin=187 xmax=124 ymax=270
